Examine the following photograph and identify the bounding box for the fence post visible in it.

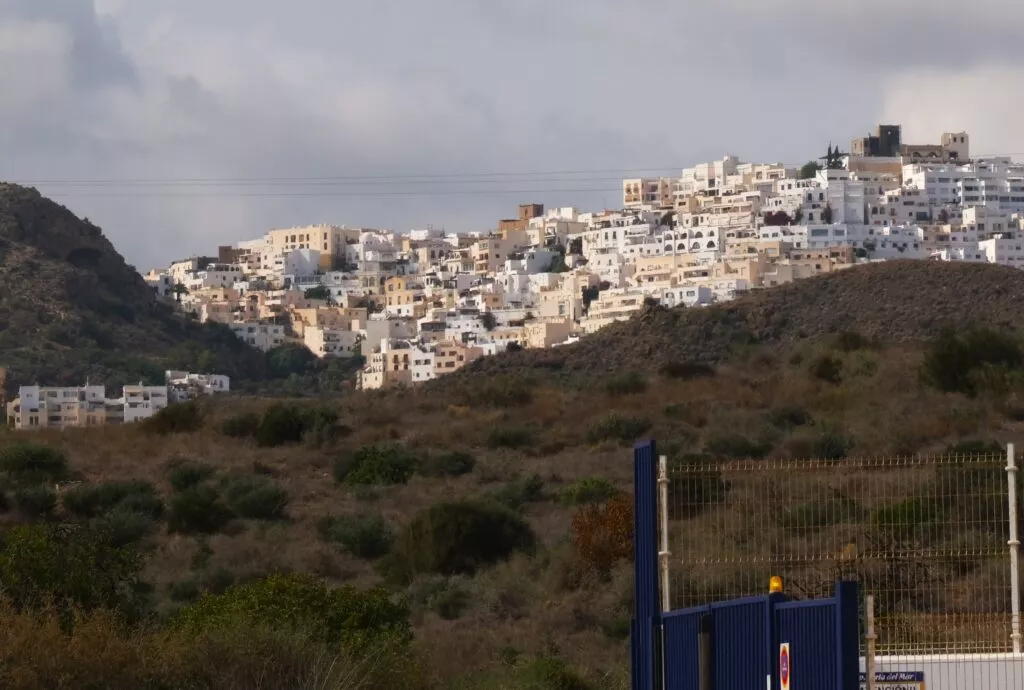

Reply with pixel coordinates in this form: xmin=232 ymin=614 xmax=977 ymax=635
xmin=1008 ymin=443 xmax=1022 ymax=654
xmin=658 ymin=454 xmax=671 ymax=614
xmin=865 ymin=595 xmax=877 ymax=690
xmin=632 ymin=440 xmax=661 ymax=690
xmin=834 ymin=581 xmax=860 ymax=690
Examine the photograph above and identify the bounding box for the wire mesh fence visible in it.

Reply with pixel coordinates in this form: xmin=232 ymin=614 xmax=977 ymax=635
xmin=664 ymin=451 xmax=1021 ymax=657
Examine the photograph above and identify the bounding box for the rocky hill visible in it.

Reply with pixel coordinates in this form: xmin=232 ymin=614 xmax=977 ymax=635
xmin=441 ymin=260 xmax=1024 ymax=385
xmin=0 ymin=184 xmax=268 ymax=392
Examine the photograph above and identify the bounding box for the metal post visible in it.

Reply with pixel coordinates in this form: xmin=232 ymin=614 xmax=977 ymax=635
xmin=1008 ymin=443 xmax=1022 ymax=654
xmin=658 ymin=455 xmax=672 ymax=613
xmin=865 ymin=595 xmax=877 ymax=690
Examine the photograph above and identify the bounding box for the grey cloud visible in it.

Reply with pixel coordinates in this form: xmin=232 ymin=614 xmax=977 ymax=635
xmin=0 ymin=0 xmax=1019 ymax=268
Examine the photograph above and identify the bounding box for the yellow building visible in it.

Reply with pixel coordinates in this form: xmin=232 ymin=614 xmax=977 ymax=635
xmin=264 ymin=225 xmax=362 ymax=270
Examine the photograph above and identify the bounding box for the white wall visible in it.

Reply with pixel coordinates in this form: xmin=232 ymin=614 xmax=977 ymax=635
xmin=861 ymin=654 xmax=1024 ymax=690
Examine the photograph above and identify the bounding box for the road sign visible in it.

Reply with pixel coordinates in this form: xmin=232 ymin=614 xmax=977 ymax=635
xmin=779 ymin=643 xmax=791 ymax=690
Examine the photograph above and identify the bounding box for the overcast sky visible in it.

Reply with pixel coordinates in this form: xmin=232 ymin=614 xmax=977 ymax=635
xmin=1 ymin=0 xmax=1023 ymax=269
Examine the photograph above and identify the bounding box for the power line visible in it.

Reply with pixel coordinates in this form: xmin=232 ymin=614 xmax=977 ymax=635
xmin=44 ymin=187 xmax=627 ymax=199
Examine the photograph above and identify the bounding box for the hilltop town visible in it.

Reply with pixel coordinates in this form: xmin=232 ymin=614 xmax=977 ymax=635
xmin=139 ymin=124 xmax=1024 ymax=392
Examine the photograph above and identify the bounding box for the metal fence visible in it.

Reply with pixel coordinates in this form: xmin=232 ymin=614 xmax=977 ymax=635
xmin=662 ymin=449 xmax=1022 ymax=658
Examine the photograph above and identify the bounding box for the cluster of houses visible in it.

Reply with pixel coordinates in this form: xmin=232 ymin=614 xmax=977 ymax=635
xmin=5 ymin=371 xmax=229 ymax=431
xmin=139 ymin=123 xmax=1024 ymax=391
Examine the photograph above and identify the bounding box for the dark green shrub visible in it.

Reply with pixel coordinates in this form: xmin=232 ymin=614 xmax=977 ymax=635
xmin=168 ymin=460 xmax=216 ymax=492
xmin=776 ymin=495 xmax=864 ymax=534
xmin=659 ymin=361 xmax=715 ymax=380
xmin=140 ymin=401 xmax=204 ymax=435
xmin=704 ymin=434 xmax=771 ymax=460
xmin=809 ymin=354 xmax=843 ymax=384
xmin=332 ymin=445 xmax=419 ymax=485
xmin=585 ymin=414 xmax=651 ymax=445
xmin=168 ymin=486 xmax=234 ymax=534
xmin=220 ymin=412 xmax=260 ymax=438
xmin=12 ymin=485 xmax=57 ymax=518
xmin=167 ymin=579 xmax=201 ymax=603
xmin=255 ymin=404 xmax=307 ymax=447
xmin=560 ymin=478 xmax=618 ymax=507
xmin=0 ymin=444 xmax=68 ymax=484
xmin=465 ymin=377 xmax=534 ymax=408
xmin=92 ymin=506 xmax=157 ymax=546
xmin=0 ymin=491 xmax=8 ymax=514
xmin=454 ymin=656 xmax=593 ymax=690
xmin=604 ymin=371 xmax=647 ymax=396
xmin=301 ymin=406 xmax=348 ymax=447
xmin=485 ymin=426 xmax=535 ymax=450
xmin=832 ymin=330 xmax=874 ymax=352
xmin=317 ymin=514 xmax=394 ymax=559
xmin=221 ymin=474 xmax=288 ymax=520
xmin=381 ymin=500 xmax=536 ymax=584
xmin=813 ymin=433 xmax=850 ymax=460
xmin=491 ymin=473 xmax=545 ymax=510
xmin=406 ymin=575 xmax=469 ymax=621
xmin=62 ymin=480 xmax=162 ymax=519
xmin=872 ymin=497 xmax=942 ymax=541
xmin=769 ymin=405 xmax=811 ymax=429
xmin=173 ymin=573 xmax=411 ymax=652
xmin=419 ymin=451 xmax=476 ymax=478
xmin=921 ymin=328 xmax=1024 ymax=395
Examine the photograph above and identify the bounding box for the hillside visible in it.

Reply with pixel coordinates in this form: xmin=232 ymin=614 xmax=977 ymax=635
xmin=0 ymin=184 xmax=269 ymax=391
xmin=439 ymin=260 xmax=1024 ymax=385
xmin=1 ymin=256 xmax=1024 ymax=686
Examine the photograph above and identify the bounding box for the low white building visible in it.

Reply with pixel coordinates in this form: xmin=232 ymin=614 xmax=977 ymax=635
xmin=229 ymin=322 xmax=286 ymax=350
xmin=304 ymin=325 xmax=360 ymax=358
xmin=165 ymin=371 xmax=231 ymax=402
xmin=121 ymin=385 xmax=170 ymax=423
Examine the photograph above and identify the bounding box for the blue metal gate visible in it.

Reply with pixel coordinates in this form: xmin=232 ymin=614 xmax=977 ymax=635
xmin=631 ymin=440 xmax=861 ymax=690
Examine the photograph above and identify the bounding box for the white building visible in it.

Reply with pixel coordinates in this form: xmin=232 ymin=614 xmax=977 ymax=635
xmin=121 ymin=385 xmax=170 ymax=423
xmin=304 ymin=325 xmax=360 ymax=358
xmin=229 ymin=322 xmax=286 ymax=350
xmin=165 ymin=371 xmax=230 ymax=402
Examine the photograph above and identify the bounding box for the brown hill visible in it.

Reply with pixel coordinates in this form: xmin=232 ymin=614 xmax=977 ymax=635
xmin=0 ymin=184 xmax=269 ymax=391
xmin=442 ymin=260 xmax=1024 ymax=384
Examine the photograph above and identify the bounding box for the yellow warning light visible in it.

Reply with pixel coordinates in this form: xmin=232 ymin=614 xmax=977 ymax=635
xmin=769 ymin=576 xmax=783 ymax=593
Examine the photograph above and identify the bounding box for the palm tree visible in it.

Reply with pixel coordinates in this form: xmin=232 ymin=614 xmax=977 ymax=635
xmin=172 ymin=282 xmax=190 ymax=304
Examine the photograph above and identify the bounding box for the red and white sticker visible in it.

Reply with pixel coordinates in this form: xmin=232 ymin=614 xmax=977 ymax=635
xmin=780 ymin=643 xmax=791 ymax=690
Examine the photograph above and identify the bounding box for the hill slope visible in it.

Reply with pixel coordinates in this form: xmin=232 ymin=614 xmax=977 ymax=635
xmin=0 ymin=184 xmax=267 ymax=391
xmin=444 ymin=260 xmax=1024 ymax=383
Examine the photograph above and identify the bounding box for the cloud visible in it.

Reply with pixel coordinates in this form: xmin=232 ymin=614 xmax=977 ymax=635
xmin=0 ymin=1 xmax=1019 ymax=268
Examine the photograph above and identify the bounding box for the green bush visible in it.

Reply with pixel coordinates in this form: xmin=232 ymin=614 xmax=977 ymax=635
xmin=301 ymin=406 xmax=347 ymax=447
xmin=921 ymin=328 xmax=1024 ymax=395
xmin=333 ymin=445 xmax=419 ymax=485
xmin=381 ymin=500 xmax=536 ymax=584
xmin=813 ymin=433 xmax=850 ymax=460
xmin=62 ymin=480 xmax=162 ymax=519
xmin=317 ymin=514 xmax=394 ymax=559
xmin=832 ymin=330 xmax=874 ymax=352
xmin=560 ymin=478 xmax=618 ymax=507
xmin=168 ymin=486 xmax=234 ymax=534
xmin=0 ymin=443 xmax=68 ymax=484
xmin=452 ymin=655 xmax=593 ymax=690
xmin=0 ymin=524 xmax=144 ymax=617
xmin=167 ymin=579 xmax=201 ymax=603
xmin=776 ymin=495 xmax=865 ymax=534
xmin=704 ymin=434 xmax=771 ymax=460
xmin=220 ymin=412 xmax=260 ymax=438
xmin=872 ymin=497 xmax=943 ymax=542
xmin=140 ymin=401 xmax=204 ymax=435
xmin=92 ymin=506 xmax=158 ymax=547
xmin=491 ymin=473 xmax=545 ymax=510
xmin=604 ymin=371 xmax=647 ymax=396
xmin=585 ymin=414 xmax=651 ymax=445
xmin=485 ymin=426 xmax=535 ymax=450
xmin=255 ymin=404 xmax=307 ymax=447
xmin=464 ymin=377 xmax=534 ymax=408
xmin=809 ymin=354 xmax=843 ymax=384
xmin=659 ymin=360 xmax=715 ymax=380
xmin=668 ymin=463 xmax=728 ymax=519
xmin=168 ymin=460 xmax=216 ymax=492
xmin=419 ymin=451 xmax=476 ymax=478
xmin=12 ymin=485 xmax=57 ymax=518
xmin=406 ymin=574 xmax=469 ymax=621
xmin=221 ymin=474 xmax=288 ymax=520
xmin=173 ymin=573 xmax=412 ymax=652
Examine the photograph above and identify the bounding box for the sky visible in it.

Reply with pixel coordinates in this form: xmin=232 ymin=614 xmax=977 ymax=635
xmin=1 ymin=0 xmax=1023 ymax=269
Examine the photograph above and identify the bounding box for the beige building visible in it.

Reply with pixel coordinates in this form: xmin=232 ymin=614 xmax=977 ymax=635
xmin=6 ymin=384 xmax=168 ymax=430
xmin=580 ymin=288 xmax=646 ymax=334
xmin=264 ymin=225 xmax=363 ymax=270
xmin=303 ymin=325 xmax=360 ymax=358
xmin=434 ymin=340 xmax=484 ymax=376
xmin=523 ymin=318 xmax=573 ymax=348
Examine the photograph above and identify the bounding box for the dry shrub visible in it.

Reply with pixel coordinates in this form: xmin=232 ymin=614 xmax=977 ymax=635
xmin=571 ymin=492 xmax=633 ymax=575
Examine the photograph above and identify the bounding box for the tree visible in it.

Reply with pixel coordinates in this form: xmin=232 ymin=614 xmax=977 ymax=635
xmin=937 ymin=208 xmax=950 ymax=223
xmin=172 ymin=282 xmax=190 ymax=304
xmin=799 ymin=160 xmax=822 ymax=179
xmin=763 ymin=211 xmax=793 ymax=227
xmin=820 ymin=142 xmax=848 ymax=170
xmin=545 ymin=254 xmax=569 ymax=273
xmin=479 ymin=311 xmax=497 ymax=331
xmin=303 ymin=285 xmax=330 ymax=301
xmin=821 ymin=203 xmax=834 ymax=224
xmin=568 ymin=237 xmax=583 ymax=255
